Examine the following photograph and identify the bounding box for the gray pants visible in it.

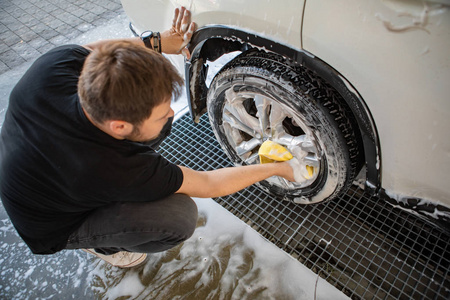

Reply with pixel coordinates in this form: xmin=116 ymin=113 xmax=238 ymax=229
xmin=65 ymin=194 xmax=198 ymax=255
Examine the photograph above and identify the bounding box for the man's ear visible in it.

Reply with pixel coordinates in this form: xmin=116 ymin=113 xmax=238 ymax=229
xmin=108 ymin=120 xmax=134 ymax=138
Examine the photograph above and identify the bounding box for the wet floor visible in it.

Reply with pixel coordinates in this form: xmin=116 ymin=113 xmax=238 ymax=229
xmin=0 ymin=198 xmax=348 ymax=299
xmin=0 ymin=4 xmax=349 ymax=299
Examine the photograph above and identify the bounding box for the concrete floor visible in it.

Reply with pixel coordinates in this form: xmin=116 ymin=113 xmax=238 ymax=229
xmin=0 ymin=0 xmax=123 ymax=74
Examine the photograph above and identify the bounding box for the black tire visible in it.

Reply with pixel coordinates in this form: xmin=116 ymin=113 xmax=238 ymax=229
xmin=207 ymin=49 xmax=363 ymax=204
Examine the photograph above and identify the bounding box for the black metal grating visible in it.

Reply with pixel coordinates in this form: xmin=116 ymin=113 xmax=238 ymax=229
xmin=159 ymin=113 xmax=450 ymax=300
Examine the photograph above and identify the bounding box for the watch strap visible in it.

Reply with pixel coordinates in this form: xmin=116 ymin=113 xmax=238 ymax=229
xmin=140 ymin=30 xmax=161 ymax=53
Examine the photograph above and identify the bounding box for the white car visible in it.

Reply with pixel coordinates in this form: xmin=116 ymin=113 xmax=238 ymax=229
xmin=121 ymin=0 xmax=450 ymax=221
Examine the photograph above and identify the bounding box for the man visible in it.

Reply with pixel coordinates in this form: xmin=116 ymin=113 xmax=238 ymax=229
xmin=0 ymin=7 xmax=297 ymax=268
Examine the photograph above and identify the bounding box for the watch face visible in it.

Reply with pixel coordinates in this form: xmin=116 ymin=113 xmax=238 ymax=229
xmin=141 ymin=31 xmax=153 ymax=38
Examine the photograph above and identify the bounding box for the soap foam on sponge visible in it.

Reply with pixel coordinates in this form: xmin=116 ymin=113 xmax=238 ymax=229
xmin=258 ymin=140 xmax=314 ymax=182
xmin=258 ymin=140 xmax=293 ymax=164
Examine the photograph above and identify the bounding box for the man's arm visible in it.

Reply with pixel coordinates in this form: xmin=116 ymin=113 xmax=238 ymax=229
xmin=176 ymin=162 xmax=295 ymax=198
xmin=83 ymin=7 xmax=196 ymax=58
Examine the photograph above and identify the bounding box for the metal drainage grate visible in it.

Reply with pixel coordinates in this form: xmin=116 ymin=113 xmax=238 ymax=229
xmin=159 ymin=113 xmax=450 ymax=300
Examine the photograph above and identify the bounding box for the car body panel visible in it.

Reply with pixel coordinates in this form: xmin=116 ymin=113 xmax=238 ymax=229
xmin=121 ymin=0 xmax=304 ymax=50
xmin=120 ymin=0 xmax=450 ymax=210
xmin=302 ymin=0 xmax=450 ymax=205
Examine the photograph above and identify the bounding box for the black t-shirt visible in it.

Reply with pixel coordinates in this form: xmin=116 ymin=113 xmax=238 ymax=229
xmin=0 ymin=45 xmax=183 ymax=254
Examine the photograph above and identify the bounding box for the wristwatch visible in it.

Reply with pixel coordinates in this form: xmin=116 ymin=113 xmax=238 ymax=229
xmin=140 ymin=30 xmax=161 ymax=53
xmin=140 ymin=30 xmax=153 ymax=49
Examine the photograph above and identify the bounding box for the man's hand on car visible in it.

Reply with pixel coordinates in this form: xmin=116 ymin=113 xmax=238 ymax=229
xmin=161 ymin=7 xmax=196 ymax=58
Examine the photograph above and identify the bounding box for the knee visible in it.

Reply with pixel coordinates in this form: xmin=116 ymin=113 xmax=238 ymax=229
xmin=176 ymin=194 xmax=198 ymax=240
xmin=162 ymin=194 xmax=198 ymax=241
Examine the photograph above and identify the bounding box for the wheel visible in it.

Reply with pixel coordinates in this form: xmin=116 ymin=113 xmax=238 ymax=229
xmin=207 ymin=50 xmax=363 ymax=204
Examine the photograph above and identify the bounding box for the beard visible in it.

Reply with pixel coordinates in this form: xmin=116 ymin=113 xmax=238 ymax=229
xmin=125 ymin=117 xmax=174 ymax=148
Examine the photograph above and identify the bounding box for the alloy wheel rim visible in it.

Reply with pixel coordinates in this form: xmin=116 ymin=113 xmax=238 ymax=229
xmin=221 ymin=86 xmax=322 ymax=190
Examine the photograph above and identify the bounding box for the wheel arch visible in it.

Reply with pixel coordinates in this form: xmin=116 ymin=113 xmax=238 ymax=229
xmin=185 ymin=25 xmax=381 ymax=194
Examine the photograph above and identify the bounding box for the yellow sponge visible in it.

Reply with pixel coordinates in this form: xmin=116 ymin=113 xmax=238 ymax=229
xmin=258 ymin=140 xmax=293 ymax=164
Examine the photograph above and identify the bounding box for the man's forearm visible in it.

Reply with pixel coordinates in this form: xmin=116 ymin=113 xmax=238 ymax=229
xmin=177 ymin=163 xmax=293 ymax=198
xmin=204 ymin=164 xmax=286 ymax=197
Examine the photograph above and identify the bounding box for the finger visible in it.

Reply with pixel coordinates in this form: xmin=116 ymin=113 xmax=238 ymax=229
xmin=183 ymin=22 xmax=196 ymax=42
xmin=180 ymin=9 xmax=190 ymax=32
xmin=172 ymin=8 xmax=180 ymax=28
xmin=181 ymin=47 xmax=191 ymax=60
xmin=175 ymin=6 xmax=186 ymax=32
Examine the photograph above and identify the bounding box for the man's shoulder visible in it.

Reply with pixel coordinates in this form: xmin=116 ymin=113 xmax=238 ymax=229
xmin=11 ymin=45 xmax=89 ymax=103
xmin=32 ymin=44 xmax=90 ymax=75
xmin=42 ymin=44 xmax=90 ymax=60
xmin=24 ymin=45 xmax=89 ymax=78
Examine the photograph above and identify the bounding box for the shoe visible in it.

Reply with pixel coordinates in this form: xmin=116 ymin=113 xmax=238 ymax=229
xmin=82 ymin=248 xmax=147 ymax=268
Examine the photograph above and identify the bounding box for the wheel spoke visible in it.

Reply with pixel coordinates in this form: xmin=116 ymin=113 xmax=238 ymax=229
xmin=303 ymin=154 xmax=320 ymax=168
xmin=225 ymin=89 xmax=261 ymax=132
xmin=269 ymin=101 xmax=286 ymax=139
xmin=297 ymin=136 xmax=317 ymax=153
xmin=244 ymin=152 xmax=260 ymax=164
xmin=235 ymin=138 xmax=261 ymax=156
xmin=254 ymin=94 xmax=270 ymax=138
xmin=266 ymin=176 xmax=295 ymax=189
xmin=278 ymin=176 xmax=293 ymax=189
xmin=281 ymin=177 xmax=297 ymax=189
xmin=223 ymin=103 xmax=257 ymax=137
xmin=272 ymin=133 xmax=302 ymax=147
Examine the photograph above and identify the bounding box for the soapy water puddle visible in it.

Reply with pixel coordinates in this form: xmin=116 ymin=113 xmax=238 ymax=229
xmin=0 ymin=199 xmax=347 ymax=299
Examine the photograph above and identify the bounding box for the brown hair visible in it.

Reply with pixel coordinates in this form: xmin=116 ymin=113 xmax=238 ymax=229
xmin=78 ymin=41 xmax=184 ymax=125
